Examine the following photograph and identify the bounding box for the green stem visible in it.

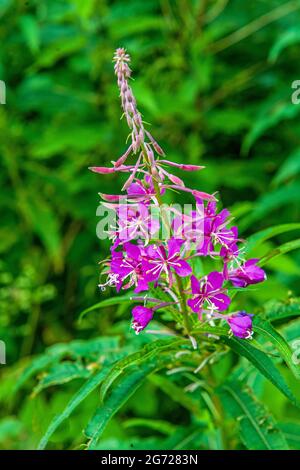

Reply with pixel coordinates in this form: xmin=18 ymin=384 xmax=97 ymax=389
xmin=175 ymin=273 xmax=191 ymax=335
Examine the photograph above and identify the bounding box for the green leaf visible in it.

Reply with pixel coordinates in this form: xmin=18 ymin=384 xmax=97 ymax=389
xmin=245 ymin=223 xmax=300 ymax=255
xmin=253 ymin=316 xmax=300 ymax=379
xmin=62 ymin=337 xmax=121 ymax=360
xmin=124 ymin=418 xmax=175 ymax=436
xmin=19 ymin=15 xmax=40 ymax=54
xmin=148 ymin=374 xmax=203 ymax=418
xmin=14 ymin=347 xmax=68 ymax=393
xmin=191 ymin=324 xmax=269 ymax=354
xmin=85 ymin=354 xmax=173 ymax=449
xmin=0 ymin=418 xmax=24 ymax=443
xmin=37 ymin=366 xmax=111 ymax=450
xmin=163 ymin=424 xmax=209 ymax=450
xmin=25 ymin=195 xmax=62 ymax=271
xmin=269 ymin=29 xmax=300 ymax=63
xmin=109 ymin=16 xmax=164 ymax=40
xmin=218 ymin=381 xmax=289 ymax=450
xmin=15 ymin=337 xmax=120 ymax=393
xmin=99 ymin=337 xmax=186 ymax=402
xmin=32 ymin=362 xmax=92 ymax=395
xmin=263 ymin=298 xmax=300 ymax=322
xmin=278 ymin=422 xmax=300 ymax=449
xmin=79 ymin=295 xmax=134 ymax=320
xmin=259 ymin=238 xmax=300 ymax=266
xmin=191 ymin=324 xmax=298 ymax=405
xmin=221 ymin=336 xmax=299 ymax=407
xmin=35 ymin=36 xmax=86 ymax=68
xmin=273 ymin=148 xmax=300 ymax=185
xmin=242 ymin=100 xmax=300 ymax=153
xmin=240 ymin=184 xmax=300 ymax=231
xmin=279 ymin=317 xmax=300 ymax=342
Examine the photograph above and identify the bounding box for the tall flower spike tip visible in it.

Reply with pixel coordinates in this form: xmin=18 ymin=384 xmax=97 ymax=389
xmin=113 ymin=48 xmax=144 ymax=152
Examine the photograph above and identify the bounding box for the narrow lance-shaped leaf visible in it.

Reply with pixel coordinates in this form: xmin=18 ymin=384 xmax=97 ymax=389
xmin=99 ymin=337 xmax=186 ymax=402
xmin=14 ymin=337 xmax=121 ymax=393
xmin=263 ymin=298 xmax=300 ymax=322
xmin=85 ymin=353 xmax=175 ymax=450
xmin=222 ymin=336 xmax=300 ymax=407
xmin=218 ymin=380 xmax=289 ymax=450
xmin=148 ymin=374 xmax=203 ymax=418
xmin=245 ymin=223 xmax=300 ymax=255
xmin=278 ymin=422 xmax=300 ymax=450
xmin=79 ymin=294 xmax=134 ymax=320
xmin=259 ymin=238 xmax=300 ymax=266
xmin=37 ymin=365 xmax=112 ymax=450
xmin=32 ymin=362 xmax=92 ymax=396
xmin=253 ymin=316 xmax=300 ymax=380
xmin=191 ymin=323 xmax=299 ymax=407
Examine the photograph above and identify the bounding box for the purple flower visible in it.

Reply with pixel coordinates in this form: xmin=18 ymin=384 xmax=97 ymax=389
xmin=110 ymin=243 xmax=148 ymax=293
xmin=227 ymin=311 xmax=253 ymax=339
xmin=126 ymin=178 xmax=158 ymax=203
xmin=228 ymin=258 xmax=266 ymax=288
xmin=142 ymin=238 xmax=192 ymax=284
xmin=131 ymin=305 xmax=154 ymax=333
xmin=116 ymin=203 xmax=159 ymax=243
xmin=220 ymin=233 xmax=239 ymax=261
xmin=201 ymin=202 xmax=237 ymax=255
xmin=174 ymin=200 xmax=237 ymax=257
xmin=187 ymin=272 xmax=231 ymax=314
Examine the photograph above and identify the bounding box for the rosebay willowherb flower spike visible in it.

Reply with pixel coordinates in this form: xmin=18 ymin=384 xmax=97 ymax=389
xmin=90 ymin=48 xmax=267 ymax=341
xmin=113 ymin=48 xmax=144 ymax=153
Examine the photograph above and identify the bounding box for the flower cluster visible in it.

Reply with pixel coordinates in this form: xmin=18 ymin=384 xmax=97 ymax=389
xmin=90 ymin=48 xmax=266 ymax=341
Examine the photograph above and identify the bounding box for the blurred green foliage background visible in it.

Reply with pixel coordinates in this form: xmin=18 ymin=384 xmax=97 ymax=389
xmin=1 ymin=0 xmax=300 ymax=449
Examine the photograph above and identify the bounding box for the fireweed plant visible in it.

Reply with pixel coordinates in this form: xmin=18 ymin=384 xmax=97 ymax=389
xmin=90 ymin=48 xmax=266 ymax=343
xmin=17 ymin=48 xmax=300 ymax=452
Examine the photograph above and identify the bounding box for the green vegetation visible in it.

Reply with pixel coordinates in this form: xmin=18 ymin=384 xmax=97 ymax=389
xmin=1 ymin=0 xmax=300 ymax=450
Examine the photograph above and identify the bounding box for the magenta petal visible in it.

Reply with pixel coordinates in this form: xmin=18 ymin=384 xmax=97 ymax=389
xmin=207 ymin=271 xmax=224 ymax=291
xmin=229 ymin=276 xmax=247 ymax=288
xmin=187 ymin=297 xmax=202 ymax=313
xmin=167 ymin=238 xmax=184 ymax=258
xmin=190 ymin=275 xmax=200 ymax=294
xmin=227 ymin=311 xmax=253 ymax=338
xmin=134 ymin=278 xmax=149 ymax=293
xmin=231 ymin=226 xmax=238 ymax=239
xmin=245 ymin=258 xmax=260 ymax=267
xmin=228 ymin=259 xmax=266 ymax=287
xmin=132 ymin=306 xmax=154 ymax=332
xmin=127 ymin=182 xmax=146 ymax=196
xmin=124 ymin=242 xmax=140 ymax=261
xmin=210 ymin=293 xmax=231 ymax=311
xmin=173 ymin=259 xmax=192 ymax=277
xmin=142 ymin=260 xmax=161 ymax=282
xmin=145 ymin=244 xmax=159 ymax=258
xmin=149 ymin=219 xmax=160 ymax=235
xmin=218 ymin=208 xmax=230 ymax=223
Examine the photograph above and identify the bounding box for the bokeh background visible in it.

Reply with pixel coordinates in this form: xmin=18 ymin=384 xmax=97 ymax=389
xmin=1 ymin=0 xmax=300 ymax=449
